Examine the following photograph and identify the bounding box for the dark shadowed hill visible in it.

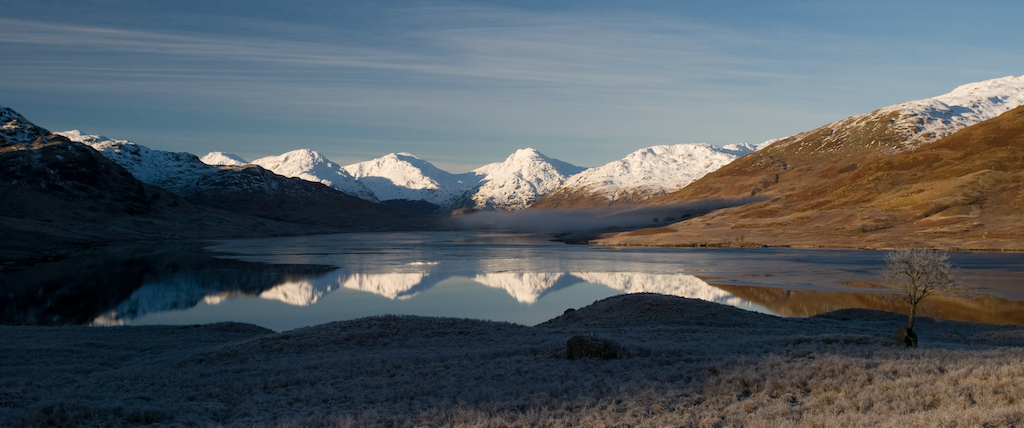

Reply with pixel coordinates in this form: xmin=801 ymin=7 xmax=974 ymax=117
xmin=0 ymin=106 xmax=431 ymax=262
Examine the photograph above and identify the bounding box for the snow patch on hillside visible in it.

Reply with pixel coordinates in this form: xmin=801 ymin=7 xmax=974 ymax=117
xmin=251 ymin=149 xmax=378 ymax=202
xmin=470 ymin=148 xmax=585 ymax=211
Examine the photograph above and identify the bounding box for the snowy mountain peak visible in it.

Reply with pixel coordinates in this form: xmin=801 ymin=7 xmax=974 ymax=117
xmin=343 ymin=153 xmax=479 ymax=208
xmin=201 ymin=152 xmax=247 ymax=166
xmin=54 ymin=130 xmax=218 ymax=194
xmin=1 ymin=105 xmax=50 ymax=147
xmin=250 ymin=149 xmax=378 ymax=202
xmin=470 ymin=148 xmax=585 ymax=211
xmin=507 ymin=147 xmax=544 ymax=161
xmin=768 ymin=75 xmax=1024 ymax=157
xmin=532 ymin=143 xmax=759 ymax=208
xmin=841 ymin=74 xmax=1024 ymax=151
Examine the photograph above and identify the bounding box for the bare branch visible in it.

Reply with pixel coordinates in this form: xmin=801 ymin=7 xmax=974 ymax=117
xmin=880 ymin=247 xmax=972 ymax=339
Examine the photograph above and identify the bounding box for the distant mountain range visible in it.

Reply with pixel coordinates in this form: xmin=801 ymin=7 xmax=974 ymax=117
xmin=202 ymin=148 xmax=589 ymax=212
xmin=6 ymin=73 xmax=1023 ymax=253
xmin=1 ymin=110 xmax=417 ymax=261
xmin=199 ymin=144 xmax=762 ymax=212
xmin=594 ymin=74 xmax=1024 ymax=251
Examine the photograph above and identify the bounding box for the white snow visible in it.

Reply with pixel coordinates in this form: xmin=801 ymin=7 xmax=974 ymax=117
xmin=550 ymin=143 xmax=758 ymax=204
xmin=572 ymin=272 xmax=753 ymax=310
xmin=342 ymin=152 xmax=481 ymax=208
xmin=250 ymin=149 xmax=379 ymax=202
xmin=1 ymin=105 xmax=46 ymax=146
xmin=55 ymin=130 xmax=219 ymax=194
xmin=200 ymin=151 xmax=248 ymax=166
xmin=340 ymin=272 xmax=429 ymax=300
xmin=756 ymin=138 xmax=782 ymax=150
xmin=786 ymin=75 xmax=1024 ymax=155
xmin=472 ymin=272 xmax=577 ymax=303
xmin=258 ymin=280 xmax=327 ymax=306
xmin=886 ymin=75 xmax=1024 ymax=147
xmin=470 ymin=148 xmax=586 ymax=211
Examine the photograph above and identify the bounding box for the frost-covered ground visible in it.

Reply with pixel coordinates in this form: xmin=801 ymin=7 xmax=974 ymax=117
xmin=3 ymin=294 xmax=1024 ymax=427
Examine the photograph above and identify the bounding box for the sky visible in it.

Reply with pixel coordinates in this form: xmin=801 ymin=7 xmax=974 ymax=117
xmin=2 ymin=0 xmax=1022 ymax=172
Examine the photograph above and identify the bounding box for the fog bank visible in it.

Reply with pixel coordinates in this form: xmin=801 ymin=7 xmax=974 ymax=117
xmin=454 ymin=199 xmax=763 ymax=234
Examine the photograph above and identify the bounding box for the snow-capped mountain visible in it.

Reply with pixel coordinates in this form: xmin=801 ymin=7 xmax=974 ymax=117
xmin=247 ymin=149 xmax=378 ymax=202
xmin=200 ymin=151 xmax=247 ymax=166
xmin=52 ymin=130 xmax=409 ymax=230
xmin=877 ymin=74 xmax=1024 ymax=150
xmin=763 ymin=75 xmax=1024 ymax=159
xmin=1 ymin=105 xmax=51 ymax=147
xmin=531 ymin=143 xmax=758 ymax=209
xmin=469 ymin=148 xmax=585 ymax=211
xmin=228 ymin=148 xmax=583 ymax=211
xmin=342 ymin=152 xmax=480 ymax=209
xmin=55 ymin=130 xmax=220 ymax=195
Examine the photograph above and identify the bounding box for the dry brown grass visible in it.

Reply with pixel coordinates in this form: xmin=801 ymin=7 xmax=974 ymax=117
xmin=598 ymin=107 xmax=1024 ymax=251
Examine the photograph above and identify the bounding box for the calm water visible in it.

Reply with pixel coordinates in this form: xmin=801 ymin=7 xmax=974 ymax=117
xmin=4 ymin=231 xmax=1023 ymax=331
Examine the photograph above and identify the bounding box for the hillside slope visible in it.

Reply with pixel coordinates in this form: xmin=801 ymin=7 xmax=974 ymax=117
xmin=595 ymin=104 xmax=1024 ymax=250
xmin=649 ymin=75 xmax=1024 ymax=204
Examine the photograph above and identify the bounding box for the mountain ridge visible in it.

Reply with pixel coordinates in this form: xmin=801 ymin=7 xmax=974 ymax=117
xmin=248 ymin=149 xmax=379 ymax=202
xmin=594 ymin=75 xmax=1024 ymax=250
xmin=530 ymin=143 xmax=761 ymax=209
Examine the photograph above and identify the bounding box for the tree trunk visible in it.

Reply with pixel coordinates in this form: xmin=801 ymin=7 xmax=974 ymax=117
xmin=907 ymin=303 xmax=917 ymax=330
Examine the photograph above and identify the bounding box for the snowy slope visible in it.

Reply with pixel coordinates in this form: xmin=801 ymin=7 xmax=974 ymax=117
xmin=55 ymin=130 xmax=219 ymax=194
xmin=250 ymin=149 xmax=378 ymax=202
xmin=883 ymin=75 xmax=1024 ymax=149
xmin=1 ymin=104 xmax=50 ymax=146
xmin=786 ymin=75 xmax=1024 ymax=156
xmin=469 ymin=148 xmax=585 ymax=211
xmin=200 ymin=152 xmax=247 ymax=166
xmin=539 ymin=143 xmax=758 ymax=206
xmin=343 ymin=152 xmax=480 ymax=208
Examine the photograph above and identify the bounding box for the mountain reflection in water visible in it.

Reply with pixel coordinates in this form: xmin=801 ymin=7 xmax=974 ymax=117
xmin=4 ymin=231 xmax=1022 ymax=330
xmin=1 ymin=242 xmax=335 ymax=326
xmin=91 ymin=267 xmax=764 ymax=326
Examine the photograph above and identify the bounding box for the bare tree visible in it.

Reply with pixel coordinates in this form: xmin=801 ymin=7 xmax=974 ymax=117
xmin=881 ymin=247 xmax=971 ymax=346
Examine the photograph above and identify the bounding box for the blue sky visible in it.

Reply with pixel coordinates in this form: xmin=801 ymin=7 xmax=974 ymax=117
xmin=2 ymin=1 xmax=1022 ymax=172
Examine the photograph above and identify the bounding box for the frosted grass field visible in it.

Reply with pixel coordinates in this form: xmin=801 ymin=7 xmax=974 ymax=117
xmin=4 ymin=294 xmax=1024 ymax=427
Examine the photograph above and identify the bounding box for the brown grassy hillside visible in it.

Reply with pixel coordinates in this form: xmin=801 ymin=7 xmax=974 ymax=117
xmin=594 ymin=106 xmax=1024 ymax=250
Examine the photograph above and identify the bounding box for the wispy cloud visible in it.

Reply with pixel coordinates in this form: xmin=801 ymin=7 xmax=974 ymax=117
xmin=5 ymin=2 xmax=1015 ymax=168
xmin=0 ymin=8 xmax=794 ymax=91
